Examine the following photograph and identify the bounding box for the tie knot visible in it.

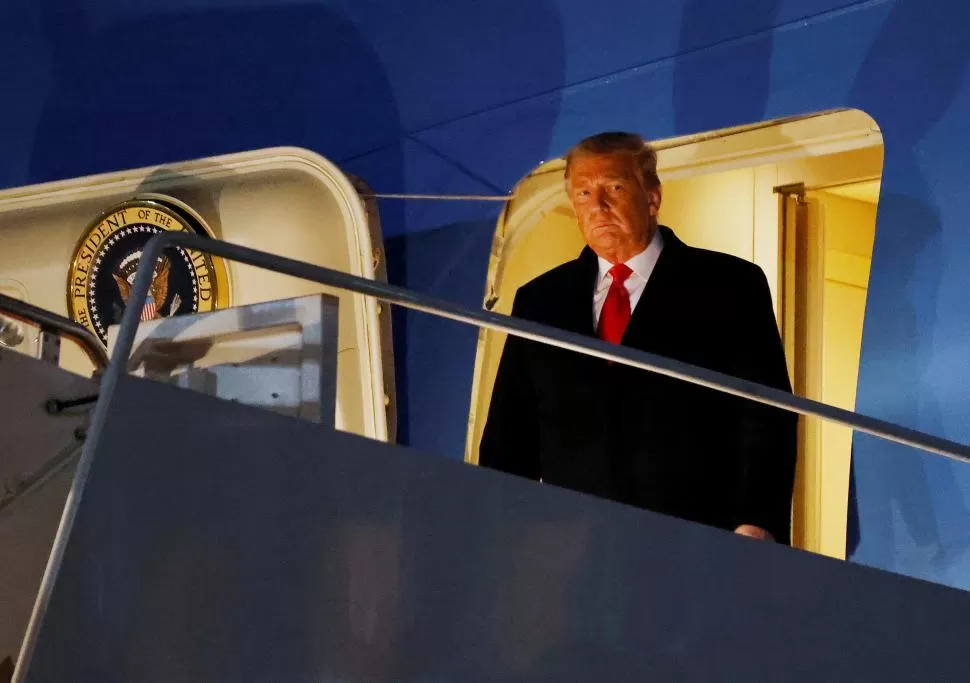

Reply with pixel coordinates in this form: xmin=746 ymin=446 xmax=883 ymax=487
xmin=609 ymin=263 xmax=633 ymax=285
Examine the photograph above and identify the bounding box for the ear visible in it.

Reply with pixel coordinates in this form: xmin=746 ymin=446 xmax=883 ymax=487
xmin=646 ymin=185 xmax=662 ymax=217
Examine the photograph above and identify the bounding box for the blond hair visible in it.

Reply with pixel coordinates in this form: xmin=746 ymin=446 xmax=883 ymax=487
xmin=564 ymin=132 xmax=660 ymax=188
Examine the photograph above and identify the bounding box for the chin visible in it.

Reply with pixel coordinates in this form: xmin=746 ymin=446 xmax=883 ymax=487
xmin=586 ymin=229 xmax=620 ymax=244
xmin=590 ymin=232 xmax=622 ymax=247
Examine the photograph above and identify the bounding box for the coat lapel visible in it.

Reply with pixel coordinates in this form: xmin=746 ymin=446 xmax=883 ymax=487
xmin=553 ymin=227 xmax=686 ymax=348
xmin=620 ymin=226 xmax=683 ymax=350
xmin=556 ymin=247 xmax=600 ymax=337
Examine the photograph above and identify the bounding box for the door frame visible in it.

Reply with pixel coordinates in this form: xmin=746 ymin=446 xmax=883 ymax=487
xmin=466 ymin=111 xmax=884 ymax=554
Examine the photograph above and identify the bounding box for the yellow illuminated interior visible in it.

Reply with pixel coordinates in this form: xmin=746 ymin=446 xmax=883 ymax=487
xmin=792 ymin=188 xmax=877 ymax=556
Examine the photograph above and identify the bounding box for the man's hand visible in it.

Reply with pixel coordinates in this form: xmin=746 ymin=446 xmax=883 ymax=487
xmin=734 ymin=524 xmax=774 ymax=541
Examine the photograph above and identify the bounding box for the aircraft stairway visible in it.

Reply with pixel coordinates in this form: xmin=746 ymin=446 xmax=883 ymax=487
xmin=2 ymin=236 xmax=970 ymax=682
xmin=0 ymin=347 xmax=93 ymax=675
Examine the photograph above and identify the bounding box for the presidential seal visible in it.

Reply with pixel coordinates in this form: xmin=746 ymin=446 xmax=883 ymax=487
xmin=67 ymin=195 xmax=231 ymax=345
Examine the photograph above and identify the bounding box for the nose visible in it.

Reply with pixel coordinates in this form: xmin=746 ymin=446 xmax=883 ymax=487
xmin=593 ymin=186 xmax=612 ymax=211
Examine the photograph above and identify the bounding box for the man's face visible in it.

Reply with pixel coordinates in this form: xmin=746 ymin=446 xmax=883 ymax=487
xmin=566 ymin=151 xmax=660 ymax=264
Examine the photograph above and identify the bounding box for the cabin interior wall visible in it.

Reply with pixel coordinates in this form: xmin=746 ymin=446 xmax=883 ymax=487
xmin=659 ymin=146 xmax=882 ymax=315
xmin=660 ymin=166 xmax=780 ymax=312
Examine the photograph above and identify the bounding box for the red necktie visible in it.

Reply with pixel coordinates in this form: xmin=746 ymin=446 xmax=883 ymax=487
xmin=598 ymin=263 xmax=633 ymax=344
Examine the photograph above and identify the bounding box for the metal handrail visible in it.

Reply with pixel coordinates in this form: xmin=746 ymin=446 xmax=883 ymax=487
xmin=123 ymin=233 xmax=970 ymax=462
xmin=14 ymin=231 xmax=970 ymax=681
xmin=0 ymin=294 xmax=108 ymax=369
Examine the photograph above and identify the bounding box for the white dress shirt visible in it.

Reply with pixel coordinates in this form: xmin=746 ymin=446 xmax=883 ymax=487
xmin=593 ymin=228 xmax=664 ymax=328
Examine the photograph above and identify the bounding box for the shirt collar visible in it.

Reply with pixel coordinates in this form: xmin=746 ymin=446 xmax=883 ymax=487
xmin=596 ymin=228 xmax=665 ymax=282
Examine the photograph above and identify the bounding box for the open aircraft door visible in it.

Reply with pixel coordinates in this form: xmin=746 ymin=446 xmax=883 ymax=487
xmin=0 ymin=147 xmax=396 ymax=663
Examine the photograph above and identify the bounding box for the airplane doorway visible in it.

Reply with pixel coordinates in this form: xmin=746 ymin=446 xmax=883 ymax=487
xmin=467 ymin=110 xmax=883 ymax=558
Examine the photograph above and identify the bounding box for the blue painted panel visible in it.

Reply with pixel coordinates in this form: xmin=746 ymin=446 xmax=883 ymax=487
xmin=1 ymin=0 xmax=871 ymax=188
xmin=22 ymin=2 xmax=403 ymax=182
xmin=844 ymin=0 xmax=970 ymax=586
xmin=342 ymin=139 xmax=505 ymax=238
xmin=0 ymin=1 xmax=50 ymax=188
xmin=414 ymin=1 xmax=890 ymax=189
xmin=384 ymin=218 xmax=497 ymax=455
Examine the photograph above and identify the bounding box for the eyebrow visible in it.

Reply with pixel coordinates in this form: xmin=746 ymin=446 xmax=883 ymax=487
xmin=571 ymin=176 xmax=630 ymax=186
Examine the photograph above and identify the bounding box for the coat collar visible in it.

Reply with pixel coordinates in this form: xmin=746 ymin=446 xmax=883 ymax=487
xmin=621 ymin=226 xmax=684 ymax=347
xmin=569 ymin=225 xmax=685 ymax=343
xmin=577 ymin=225 xmax=685 ymax=271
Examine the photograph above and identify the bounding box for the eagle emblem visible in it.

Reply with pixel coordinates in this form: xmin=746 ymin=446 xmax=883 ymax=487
xmin=67 ymin=196 xmax=230 ymax=346
xmin=111 ymin=252 xmax=182 ymax=322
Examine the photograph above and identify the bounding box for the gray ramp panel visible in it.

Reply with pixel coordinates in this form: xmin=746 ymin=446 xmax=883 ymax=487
xmin=0 ymin=349 xmax=93 ymax=664
xmin=24 ymin=375 xmax=970 ymax=682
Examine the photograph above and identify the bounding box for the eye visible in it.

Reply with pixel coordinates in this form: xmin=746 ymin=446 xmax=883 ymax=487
xmin=610 ymin=183 xmax=625 ymax=192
